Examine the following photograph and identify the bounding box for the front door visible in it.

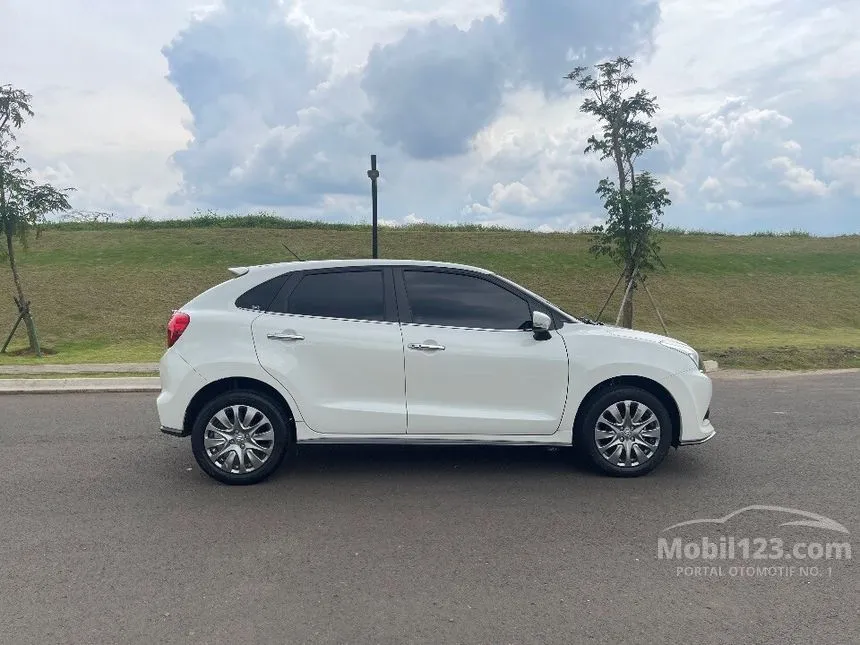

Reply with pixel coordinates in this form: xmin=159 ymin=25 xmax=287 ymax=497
xmin=252 ymin=268 xmax=406 ymax=434
xmin=397 ymin=268 xmax=569 ymax=436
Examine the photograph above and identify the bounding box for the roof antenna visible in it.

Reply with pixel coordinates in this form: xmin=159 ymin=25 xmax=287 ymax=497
xmin=282 ymin=242 xmax=303 ymax=262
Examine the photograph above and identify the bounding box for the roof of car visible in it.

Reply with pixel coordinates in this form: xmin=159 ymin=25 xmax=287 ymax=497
xmin=232 ymin=259 xmax=493 ymax=276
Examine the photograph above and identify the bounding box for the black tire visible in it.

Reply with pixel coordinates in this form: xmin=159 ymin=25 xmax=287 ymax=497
xmin=191 ymin=390 xmax=294 ymax=485
xmin=575 ymin=386 xmax=672 ymax=477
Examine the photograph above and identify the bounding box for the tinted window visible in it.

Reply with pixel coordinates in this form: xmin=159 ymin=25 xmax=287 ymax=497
xmin=236 ymin=274 xmax=290 ymax=311
xmin=404 ymin=271 xmax=531 ymax=329
xmin=286 ymin=271 xmax=384 ymax=321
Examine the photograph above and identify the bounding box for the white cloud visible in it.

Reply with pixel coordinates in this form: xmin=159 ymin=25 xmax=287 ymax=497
xmin=768 ymin=156 xmax=829 ymax=197
xmin=4 ymin=0 xmax=860 ymax=234
xmin=291 ymin=0 xmax=502 ymax=75
xmin=375 ymin=213 xmax=427 ymax=227
xmin=656 ymin=95 xmax=837 ymax=221
xmin=487 ymin=181 xmax=538 ymax=210
xmin=699 ymin=176 xmax=722 ymax=195
xmin=462 ymin=202 xmax=493 ymax=216
xmin=2 ymin=0 xmax=195 ymax=218
xmin=823 ymin=146 xmax=860 ymax=196
xmin=705 ymin=200 xmax=741 ymax=212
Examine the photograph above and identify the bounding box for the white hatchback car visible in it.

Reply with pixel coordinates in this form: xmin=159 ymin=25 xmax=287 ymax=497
xmin=158 ymin=259 xmax=715 ymax=484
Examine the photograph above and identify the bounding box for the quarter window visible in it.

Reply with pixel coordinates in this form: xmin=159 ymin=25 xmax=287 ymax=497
xmin=404 ymin=270 xmax=531 ymax=330
xmin=285 ymin=271 xmax=385 ymax=321
xmin=236 ymin=274 xmax=289 ymax=311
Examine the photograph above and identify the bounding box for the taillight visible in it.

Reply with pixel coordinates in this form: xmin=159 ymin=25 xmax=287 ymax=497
xmin=167 ymin=311 xmax=190 ymax=348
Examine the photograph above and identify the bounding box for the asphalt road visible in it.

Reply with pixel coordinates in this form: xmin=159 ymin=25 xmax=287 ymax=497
xmin=1 ymin=373 xmax=857 ymax=644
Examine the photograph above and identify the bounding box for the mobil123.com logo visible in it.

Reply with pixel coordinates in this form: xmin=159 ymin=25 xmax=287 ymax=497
xmin=657 ymin=505 xmax=852 ymax=579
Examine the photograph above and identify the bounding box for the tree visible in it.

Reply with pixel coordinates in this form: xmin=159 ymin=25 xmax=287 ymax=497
xmin=1 ymin=85 xmax=73 ymax=355
xmin=566 ymin=57 xmax=670 ymax=328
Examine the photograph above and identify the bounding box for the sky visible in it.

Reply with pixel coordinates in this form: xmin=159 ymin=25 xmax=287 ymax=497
xmin=2 ymin=0 xmax=859 ymax=234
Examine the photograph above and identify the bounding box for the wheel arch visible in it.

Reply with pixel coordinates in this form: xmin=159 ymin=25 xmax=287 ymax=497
xmin=572 ymin=375 xmax=682 ymax=447
xmin=183 ymin=377 xmax=297 ymax=439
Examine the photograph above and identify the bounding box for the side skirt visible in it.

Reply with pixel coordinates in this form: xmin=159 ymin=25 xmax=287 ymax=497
xmin=294 ymin=422 xmax=574 ymax=447
xmin=295 ymin=435 xmax=572 ymax=448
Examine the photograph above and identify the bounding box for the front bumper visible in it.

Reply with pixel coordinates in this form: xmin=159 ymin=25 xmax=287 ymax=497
xmin=672 ymin=368 xmax=716 ymax=445
xmin=678 ymin=423 xmax=716 ymax=445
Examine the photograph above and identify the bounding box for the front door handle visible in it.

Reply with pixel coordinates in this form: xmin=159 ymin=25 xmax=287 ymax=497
xmin=408 ymin=343 xmax=445 ymax=351
xmin=267 ymin=332 xmax=305 ymax=342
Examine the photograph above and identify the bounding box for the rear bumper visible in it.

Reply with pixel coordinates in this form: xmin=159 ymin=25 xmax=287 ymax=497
xmin=156 ymin=349 xmax=207 ymax=434
xmin=160 ymin=425 xmax=189 ymax=437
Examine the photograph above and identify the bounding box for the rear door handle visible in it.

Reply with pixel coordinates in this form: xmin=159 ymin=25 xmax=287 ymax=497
xmin=267 ymin=332 xmax=305 ymax=342
xmin=408 ymin=343 xmax=445 ymax=351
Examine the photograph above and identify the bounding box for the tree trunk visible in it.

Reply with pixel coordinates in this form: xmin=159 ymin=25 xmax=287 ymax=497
xmin=0 ymin=167 xmax=41 ymax=355
xmin=612 ymin=123 xmax=635 ymax=328
xmin=621 ymin=267 xmax=634 ymax=328
xmin=623 ymin=159 xmax=638 ymax=329
xmin=4 ymin=231 xmax=40 ymax=355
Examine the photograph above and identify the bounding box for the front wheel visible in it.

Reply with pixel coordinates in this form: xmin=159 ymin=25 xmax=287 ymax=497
xmin=576 ymin=386 xmax=672 ymax=477
xmin=191 ymin=390 xmax=293 ymax=485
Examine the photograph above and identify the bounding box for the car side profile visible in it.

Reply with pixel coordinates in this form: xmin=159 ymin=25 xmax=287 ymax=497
xmin=157 ymin=259 xmax=715 ymax=484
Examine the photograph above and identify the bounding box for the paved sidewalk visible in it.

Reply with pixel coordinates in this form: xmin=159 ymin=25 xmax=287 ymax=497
xmin=710 ymin=367 xmax=860 ymax=379
xmin=0 ymin=363 xmax=158 ymax=375
xmin=0 ymin=360 xmax=719 ymax=375
xmin=0 ymin=377 xmax=160 ymax=393
xmin=1 ymin=361 xmax=857 ymax=395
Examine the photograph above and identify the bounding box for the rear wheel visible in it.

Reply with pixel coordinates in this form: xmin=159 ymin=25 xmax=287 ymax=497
xmin=191 ymin=390 xmax=293 ymax=485
xmin=576 ymin=386 xmax=672 ymax=477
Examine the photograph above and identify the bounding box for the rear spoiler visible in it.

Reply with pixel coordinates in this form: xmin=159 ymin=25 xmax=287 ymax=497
xmin=228 ymin=266 xmax=249 ymax=277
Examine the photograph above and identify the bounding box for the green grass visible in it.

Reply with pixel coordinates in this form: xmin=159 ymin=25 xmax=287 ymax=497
xmin=2 ymin=217 xmax=859 ymax=369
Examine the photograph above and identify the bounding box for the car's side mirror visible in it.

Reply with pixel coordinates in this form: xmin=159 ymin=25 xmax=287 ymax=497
xmin=531 ymin=311 xmax=552 ymax=340
xmin=532 ymin=311 xmax=551 ymax=331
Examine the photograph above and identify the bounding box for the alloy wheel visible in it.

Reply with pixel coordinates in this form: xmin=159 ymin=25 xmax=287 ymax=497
xmin=593 ymin=399 xmax=661 ymax=468
xmin=203 ymin=405 xmax=276 ymax=474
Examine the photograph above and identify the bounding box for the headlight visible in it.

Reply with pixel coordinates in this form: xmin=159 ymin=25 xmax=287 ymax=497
xmin=659 ymin=339 xmax=700 ymax=369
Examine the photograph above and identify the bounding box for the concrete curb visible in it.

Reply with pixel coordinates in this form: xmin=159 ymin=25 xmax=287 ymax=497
xmin=0 ymin=363 xmax=158 ymax=375
xmin=1 ymin=366 xmax=856 ymax=394
xmin=0 ymin=377 xmax=160 ymax=394
xmin=710 ymin=367 xmax=860 ymax=380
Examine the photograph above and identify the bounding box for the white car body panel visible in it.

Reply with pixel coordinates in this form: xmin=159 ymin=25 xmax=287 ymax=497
xmin=156 ymin=259 xmax=715 ymax=454
xmin=157 ymin=307 xmax=306 ymax=426
xmin=251 ymin=314 xmax=406 ymax=434
xmin=400 ymin=323 xmax=569 ymax=435
xmin=156 ymin=349 xmax=207 ymax=430
xmin=557 ymin=325 xmax=713 ymax=445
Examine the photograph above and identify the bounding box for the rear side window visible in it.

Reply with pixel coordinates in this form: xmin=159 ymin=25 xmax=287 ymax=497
xmin=403 ymin=270 xmax=531 ymax=330
xmin=285 ymin=271 xmax=385 ymax=321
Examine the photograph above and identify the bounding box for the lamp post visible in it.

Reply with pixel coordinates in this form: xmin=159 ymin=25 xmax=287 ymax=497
xmin=367 ymin=154 xmax=379 ymax=259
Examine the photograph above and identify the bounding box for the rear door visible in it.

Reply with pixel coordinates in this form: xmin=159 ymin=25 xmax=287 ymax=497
xmin=251 ymin=268 xmax=406 ymax=434
xmin=396 ymin=268 xmax=569 ymax=436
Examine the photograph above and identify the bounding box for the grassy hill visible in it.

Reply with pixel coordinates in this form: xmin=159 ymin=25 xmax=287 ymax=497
xmin=1 ymin=217 xmax=858 ymax=369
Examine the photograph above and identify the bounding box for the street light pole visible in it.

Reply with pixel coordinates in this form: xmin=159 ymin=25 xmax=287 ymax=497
xmin=367 ymin=154 xmax=379 ymax=259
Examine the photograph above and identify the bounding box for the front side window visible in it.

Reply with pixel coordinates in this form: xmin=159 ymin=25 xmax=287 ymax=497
xmin=285 ymin=270 xmax=385 ymax=321
xmin=404 ymin=270 xmax=531 ymax=330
